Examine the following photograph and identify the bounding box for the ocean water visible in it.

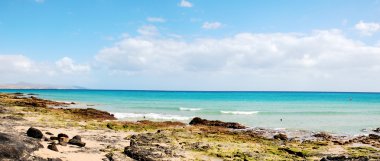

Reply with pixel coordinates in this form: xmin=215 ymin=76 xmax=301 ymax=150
xmin=1 ymin=89 xmax=380 ymax=135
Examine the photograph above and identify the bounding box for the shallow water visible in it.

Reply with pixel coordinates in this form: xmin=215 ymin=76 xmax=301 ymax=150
xmin=1 ymin=89 xmax=380 ymax=135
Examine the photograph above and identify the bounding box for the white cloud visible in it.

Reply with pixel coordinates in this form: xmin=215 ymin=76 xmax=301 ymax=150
xmin=94 ymin=29 xmax=380 ymax=91
xmin=96 ymin=29 xmax=380 ymax=72
xmin=179 ymin=0 xmax=193 ymax=8
xmin=0 ymin=55 xmax=91 ymax=85
xmin=137 ymin=25 xmax=159 ymax=36
xmin=202 ymin=22 xmax=222 ymax=29
xmin=355 ymin=21 xmax=380 ymax=36
xmin=0 ymin=55 xmax=39 ymax=73
xmin=147 ymin=17 xmax=166 ymax=23
xmin=55 ymin=57 xmax=91 ymax=74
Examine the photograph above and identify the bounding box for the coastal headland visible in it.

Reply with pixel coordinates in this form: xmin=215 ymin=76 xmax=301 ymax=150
xmin=0 ymin=92 xmax=379 ymax=161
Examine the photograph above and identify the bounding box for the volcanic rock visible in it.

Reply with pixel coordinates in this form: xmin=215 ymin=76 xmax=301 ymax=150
xmin=48 ymin=143 xmax=59 ymax=152
xmin=189 ymin=117 xmax=246 ymax=129
xmin=27 ymin=127 xmax=43 ymax=139
xmin=0 ymin=132 xmax=43 ymax=160
xmin=274 ymin=133 xmax=288 ymax=141
xmin=68 ymin=135 xmax=86 ymax=147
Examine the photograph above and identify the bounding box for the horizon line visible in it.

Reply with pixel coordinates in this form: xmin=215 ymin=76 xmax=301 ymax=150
xmin=0 ymin=88 xmax=380 ymax=94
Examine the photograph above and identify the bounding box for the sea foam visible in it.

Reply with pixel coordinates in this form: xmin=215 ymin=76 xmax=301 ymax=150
xmin=220 ymin=111 xmax=259 ymax=115
xmin=179 ymin=107 xmax=202 ymax=111
xmin=113 ymin=112 xmax=191 ymax=121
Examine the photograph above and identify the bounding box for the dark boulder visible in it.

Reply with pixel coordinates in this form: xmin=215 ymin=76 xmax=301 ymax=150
xmin=189 ymin=117 xmax=246 ymax=129
xmin=0 ymin=132 xmax=43 ymax=160
xmin=124 ymin=133 xmax=178 ymax=161
xmin=320 ymin=156 xmax=369 ymax=161
xmin=373 ymin=128 xmax=380 ymax=133
xmin=124 ymin=146 xmax=155 ymax=161
xmin=274 ymin=133 xmax=288 ymax=141
xmin=68 ymin=139 xmax=86 ymax=147
xmin=48 ymin=143 xmax=59 ymax=152
xmin=57 ymin=133 xmax=69 ymax=138
xmin=369 ymin=134 xmax=380 ymax=140
xmin=27 ymin=127 xmax=43 ymax=139
xmin=68 ymin=136 xmax=86 ymax=147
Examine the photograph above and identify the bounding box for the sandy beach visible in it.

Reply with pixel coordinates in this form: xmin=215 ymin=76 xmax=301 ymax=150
xmin=1 ymin=93 xmax=380 ymax=161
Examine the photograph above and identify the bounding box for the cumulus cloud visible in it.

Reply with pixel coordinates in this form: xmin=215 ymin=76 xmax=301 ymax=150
xmin=355 ymin=21 xmax=380 ymax=36
xmin=0 ymin=54 xmax=91 ymax=85
xmin=0 ymin=55 xmax=39 ymax=73
xmin=147 ymin=17 xmax=166 ymax=23
xmin=202 ymin=22 xmax=222 ymax=29
xmin=55 ymin=57 xmax=91 ymax=74
xmin=94 ymin=29 xmax=380 ymax=91
xmin=179 ymin=0 xmax=193 ymax=8
xmin=96 ymin=29 xmax=380 ymax=72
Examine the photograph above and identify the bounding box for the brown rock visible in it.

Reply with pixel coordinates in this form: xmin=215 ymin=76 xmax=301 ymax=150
xmin=48 ymin=143 xmax=59 ymax=152
xmin=63 ymin=108 xmax=117 ymax=120
xmin=43 ymin=136 xmax=51 ymax=142
xmin=313 ymin=132 xmax=332 ymax=140
xmin=332 ymin=140 xmax=345 ymax=145
xmin=189 ymin=117 xmax=246 ymax=129
xmin=274 ymin=133 xmax=288 ymax=140
xmin=45 ymin=132 xmax=54 ymax=136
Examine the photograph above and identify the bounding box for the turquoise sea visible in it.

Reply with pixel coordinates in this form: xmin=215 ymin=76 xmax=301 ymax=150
xmin=1 ymin=89 xmax=380 ymax=135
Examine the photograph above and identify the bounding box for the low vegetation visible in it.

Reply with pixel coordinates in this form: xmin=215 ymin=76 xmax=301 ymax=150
xmin=1 ymin=92 xmax=380 ymax=160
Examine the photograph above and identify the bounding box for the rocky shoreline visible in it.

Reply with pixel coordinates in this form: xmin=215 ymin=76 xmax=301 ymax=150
xmin=1 ymin=92 xmax=380 ymax=160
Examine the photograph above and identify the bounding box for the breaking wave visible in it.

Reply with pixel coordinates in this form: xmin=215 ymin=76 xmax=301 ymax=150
xmin=179 ymin=107 xmax=202 ymax=111
xmin=113 ymin=112 xmax=191 ymax=121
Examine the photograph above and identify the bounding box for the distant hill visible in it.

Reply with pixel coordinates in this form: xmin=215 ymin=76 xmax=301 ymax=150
xmin=0 ymin=82 xmax=86 ymax=89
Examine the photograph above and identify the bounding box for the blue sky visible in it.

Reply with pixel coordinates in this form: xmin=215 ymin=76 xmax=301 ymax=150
xmin=0 ymin=0 xmax=380 ymax=91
